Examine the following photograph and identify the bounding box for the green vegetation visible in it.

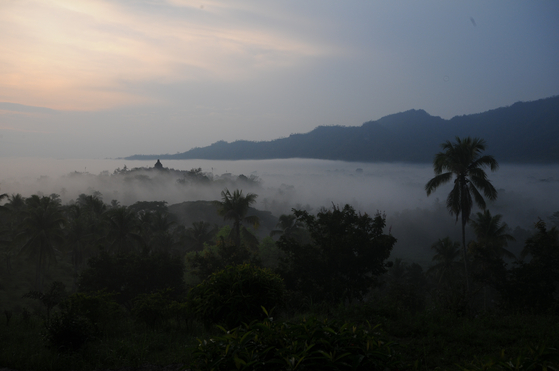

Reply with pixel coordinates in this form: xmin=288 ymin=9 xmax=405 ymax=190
xmin=426 ymin=136 xmax=499 ymax=293
xmin=277 ymin=205 xmax=396 ymax=303
xmin=1 ymin=142 xmax=559 ymax=370
xmin=188 ymin=264 xmax=285 ymax=329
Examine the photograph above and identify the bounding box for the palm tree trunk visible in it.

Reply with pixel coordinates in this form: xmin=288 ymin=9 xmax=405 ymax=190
xmin=234 ymin=220 xmax=241 ymax=247
xmin=36 ymin=247 xmax=44 ymax=292
xmin=461 ymin=218 xmax=470 ymax=293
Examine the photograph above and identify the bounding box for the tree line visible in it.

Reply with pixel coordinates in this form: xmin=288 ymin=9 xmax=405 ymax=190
xmin=0 ymin=136 xmax=558 ymax=317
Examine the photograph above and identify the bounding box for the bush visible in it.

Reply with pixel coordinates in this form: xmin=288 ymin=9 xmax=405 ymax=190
xmin=66 ymin=290 xmax=123 ymax=333
xmin=460 ymin=345 xmax=559 ymax=370
xmin=43 ymin=290 xmax=123 ymax=351
xmin=168 ymin=300 xmax=193 ymax=329
xmin=78 ymin=250 xmax=185 ymax=309
xmin=43 ymin=310 xmax=93 ymax=351
xmin=188 ymin=264 xmax=285 ymax=329
xmin=190 ymin=316 xmax=403 ymax=371
xmin=132 ymin=288 xmax=174 ymax=328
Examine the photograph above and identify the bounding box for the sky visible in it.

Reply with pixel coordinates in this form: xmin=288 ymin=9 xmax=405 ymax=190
xmin=1 ymin=0 xmax=558 ymax=159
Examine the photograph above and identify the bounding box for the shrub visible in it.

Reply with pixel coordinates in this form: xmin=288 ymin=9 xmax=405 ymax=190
xmin=43 ymin=290 xmax=123 ymax=351
xmin=460 ymin=345 xmax=559 ymax=370
xmin=43 ymin=310 xmax=93 ymax=351
xmin=22 ymin=281 xmax=67 ymax=325
xmin=168 ymin=300 xmax=193 ymax=329
xmin=190 ymin=316 xmax=403 ymax=371
xmin=132 ymin=288 xmax=174 ymax=328
xmin=188 ymin=264 xmax=285 ymax=329
xmin=66 ymin=290 xmax=123 ymax=333
xmin=78 ymin=250 xmax=185 ymax=309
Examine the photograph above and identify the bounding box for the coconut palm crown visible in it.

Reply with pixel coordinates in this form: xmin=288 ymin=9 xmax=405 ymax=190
xmin=214 ymin=189 xmax=259 ymax=248
xmin=469 ymin=209 xmax=515 ymax=261
xmin=425 ymin=137 xmax=499 ymax=291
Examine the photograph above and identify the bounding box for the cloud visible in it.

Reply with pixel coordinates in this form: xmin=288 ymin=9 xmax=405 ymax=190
xmin=0 ymin=0 xmax=332 ymax=111
xmin=0 ymin=102 xmax=58 ymax=114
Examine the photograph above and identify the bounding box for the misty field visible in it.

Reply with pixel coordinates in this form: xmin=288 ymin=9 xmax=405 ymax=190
xmin=1 ymin=158 xmax=559 ymax=370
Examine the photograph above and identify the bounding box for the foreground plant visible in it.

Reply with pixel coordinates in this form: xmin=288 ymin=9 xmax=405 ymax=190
xmin=460 ymin=345 xmax=559 ymax=371
xmin=190 ymin=314 xmax=403 ymax=371
xmin=188 ymin=264 xmax=285 ymax=329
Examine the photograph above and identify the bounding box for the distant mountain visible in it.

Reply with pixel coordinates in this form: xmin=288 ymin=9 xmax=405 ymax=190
xmin=126 ymin=95 xmax=559 ymax=163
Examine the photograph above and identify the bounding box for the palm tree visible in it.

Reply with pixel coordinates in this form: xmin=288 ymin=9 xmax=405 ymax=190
xmin=214 ymin=189 xmax=259 ymax=249
xmin=425 ymin=137 xmax=498 ymax=291
xmin=1 ymin=194 xmax=27 ymax=272
xmin=469 ymin=210 xmax=515 ymax=310
xmin=270 ymin=214 xmax=305 ymax=241
xmin=78 ymin=194 xmax=108 ymax=251
xmin=427 ymin=237 xmax=462 ymax=284
xmin=18 ymin=195 xmax=66 ymax=291
xmin=184 ymin=221 xmax=217 ymax=252
xmin=104 ymin=206 xmax=144 ymax=254
xmin=65 ymin=204 xmax=89 ymax=277
xmin=469 ymin=210 xmax=515 ymax=260
xmin=139 ymin=210 xmax=175 ymax=252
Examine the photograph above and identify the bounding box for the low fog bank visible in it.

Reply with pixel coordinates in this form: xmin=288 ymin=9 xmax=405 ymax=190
xmin=1 ymin=158 xmax=557 ymax=262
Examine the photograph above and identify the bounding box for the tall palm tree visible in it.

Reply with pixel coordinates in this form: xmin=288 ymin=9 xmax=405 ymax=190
xmin=425 ymin=137 xmax=498 ymax=291
xmin=18 ymin=195 xmax=66 ymax=291
xmin=214 ymin=189 xmax=259 ymax=248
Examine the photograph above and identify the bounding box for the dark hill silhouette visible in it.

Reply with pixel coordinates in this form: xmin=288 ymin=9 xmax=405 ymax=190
xmin=126 ymin=95 xmax=559 ymax=163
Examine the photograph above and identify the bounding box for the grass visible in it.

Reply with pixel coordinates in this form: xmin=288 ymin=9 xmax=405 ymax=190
xmin=0 ymin=312 xmax=205 ymax=371
xmin=1 ymin=300 xmax=558 ymax=370
xmin=309 ymin=301 xmax=559 ymax=370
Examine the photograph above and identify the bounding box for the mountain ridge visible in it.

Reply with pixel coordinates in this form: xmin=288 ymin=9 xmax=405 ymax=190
xmin=126 ymin=95 xmax=559 ymax=163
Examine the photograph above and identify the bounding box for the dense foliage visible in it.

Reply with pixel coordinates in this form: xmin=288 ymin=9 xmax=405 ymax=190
xmin=1 ymin=155 xmax=559 ymax=370
xmin=190 ymin=316 xmax=403 ymax=371
xmin=277 ymin=205 xmax=396 ymax=303
xmin=188 ymin=264 xmax=285 ymax=329
xmin=78 ymin=250 xmax=185 ymax=309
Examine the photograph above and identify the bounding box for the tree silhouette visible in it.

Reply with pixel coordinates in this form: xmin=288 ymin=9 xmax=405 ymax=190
xmin=104 ymin=206 xmax=143 ymax=254
xmin=0 ymin=193 xmax=8 ymax=213
xmin=469 ymin=210 xmax=515 ymax=310
xmin=214 ymin=189 xmax=259 ymax=249
xmin=425 ymin=137 xmax=498 ymax=292
xmin=427 ymin=237 xmax=462 ymax=284
xmin=138 ymin=210 xmax=175 ymax=252
xmin=278 ymin=205 xmax=396 ymax=303
xmin=184 ymin=221 xmax=217 ymax=252
xmin=65 ymin=204 xmax=90 ymax=279
xmin=18 ymin=195 xmax=66 ymax=291
xmin=469 ymin=210 xmax=515 ymax=260
xmin=270 ymin=214 xmax=306 ymax=242
xmin=1 ymin=194 xmax=27 ymax=273
xmin=501 ymin=219 xmax=559 ymax=312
